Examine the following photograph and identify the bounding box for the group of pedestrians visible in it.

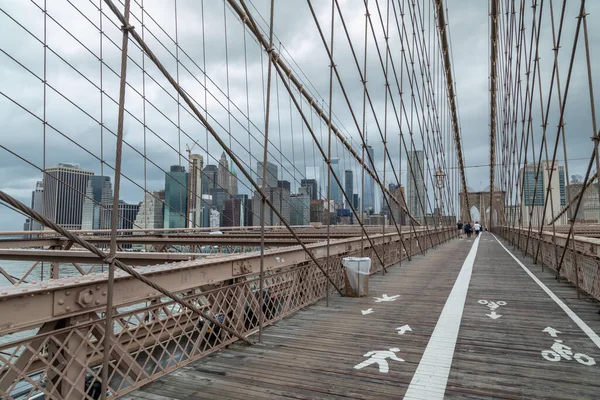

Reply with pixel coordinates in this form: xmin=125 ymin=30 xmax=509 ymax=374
xmin=456 ymin=220 xmax=482 ymax=238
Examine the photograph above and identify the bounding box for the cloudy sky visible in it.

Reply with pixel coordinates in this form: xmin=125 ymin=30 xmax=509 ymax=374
xmin=0 ymin=0 xmax=598 ymax=231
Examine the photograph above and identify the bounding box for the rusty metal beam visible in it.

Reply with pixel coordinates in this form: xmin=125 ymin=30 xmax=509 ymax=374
xmin=0 ymin=249 xmax=203 ymax=264
xmin=0 ymin=228 xmax=452 ymax=335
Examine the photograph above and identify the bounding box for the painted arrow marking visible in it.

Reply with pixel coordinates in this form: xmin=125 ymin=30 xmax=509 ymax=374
xmin=486 ymin=311 xmax=502 ymax=320
xmin=374 ymin=294 xmax=400 ymax=303
xmin=543 ymin=326 xmax=561 ymax=337
xmin=361 ymin=308 xmax=374 ymax=315
xmin=395 ymin=325 xmax=412 ymax=335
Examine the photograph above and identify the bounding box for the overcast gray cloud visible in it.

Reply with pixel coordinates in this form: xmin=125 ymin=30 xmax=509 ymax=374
xmin=0 ymin=0 xmax=598 ymax=230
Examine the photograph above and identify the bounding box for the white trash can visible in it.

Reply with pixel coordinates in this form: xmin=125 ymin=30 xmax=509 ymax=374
xmin=342 ymin=257 xmax=371 ymax=297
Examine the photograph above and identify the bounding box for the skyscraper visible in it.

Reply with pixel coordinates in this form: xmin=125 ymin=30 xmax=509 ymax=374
xmin=344 ymin=169 xmax=353 ymax=209
xmin=235 ymin=193 xmax=252 ymax=226
xmin=42 ymin=163 xmax=94 ymax=230
xmin=202 ymin=164 xmax=218 ymax=195
xmin=257 ymin=161 xmax=278 ymax=189
xmin=164 ymin=165 xmax=188 ymax=229
xmin=188 ymin=154 xmax=203 ymax=228
xmin=300 ymin=178 xmax=318 ymax=201
xmin=222 ymin=198 xmax=241 ymax=227
xmin=229 ymin=162 xmax=238 ymax=196
xmin=218 ymin=152 xmax=230 ymax=194
xmin=407 ymin=150 xmax=425 ymax=222
xmin=520 ymin=161 xmax=567 ymax=226
xmin=133 ymin=190 xmax=165 ymax=231
xmin=101 ymin=200 xmax=140 ymax=231
xmin=30 ymin=181 xmax=44 ymax=232
xmin=251 ymin=180 xmax=290 ymax=226
xmin=132 ymin=190 xmax=164 ymax=251
xmin=290 ymin=194 xmax=310 ymax=225
xmin=81 ymin=176 xmax=112 ymax=230
xmin=363 ymin=145 xmax=375 ymax=210
xmin=329 ymin=158 xmax=343 ymax=207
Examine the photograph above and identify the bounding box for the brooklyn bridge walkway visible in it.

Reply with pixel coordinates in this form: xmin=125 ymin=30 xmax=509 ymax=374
xmin=125 ymin=234 xmax=600 ymax=400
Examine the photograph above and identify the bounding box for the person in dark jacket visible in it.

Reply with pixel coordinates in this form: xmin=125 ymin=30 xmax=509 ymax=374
xmin=464 ymin=222 xmax=472 ymax=237
xmin=456 ymin=220 xmax=463 ymax=238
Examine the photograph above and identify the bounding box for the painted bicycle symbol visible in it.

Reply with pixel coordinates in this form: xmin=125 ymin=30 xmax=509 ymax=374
xmin=478 ymin=299 xmax=506 ymax=310
xmin=541 ymin=340 xmax=596 ymax=366
xmin=478 ymin=299 xmax=506 ymax=319
xmin=541 ymin=327 xmax=596 ymax=366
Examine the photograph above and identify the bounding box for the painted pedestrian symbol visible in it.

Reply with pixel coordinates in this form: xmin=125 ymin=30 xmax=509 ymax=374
xmin=361 ymin=308 xmax=374 ymax=315
xmin=374 ymin=294 xmax=400 ymax=303
xmin=478 ymin=299 xmax=506 ymax=319
xmin=353 ymin=348 xmax=405 ymax=373
xmin=541 ymin=326 xmax=596 ymax=366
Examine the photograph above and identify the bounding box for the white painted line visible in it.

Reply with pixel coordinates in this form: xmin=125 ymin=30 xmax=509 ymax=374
xmin=491 ymin=233 xmax=600 ymax=350
xmin=403 ymin=235 xmax=481 ymax=400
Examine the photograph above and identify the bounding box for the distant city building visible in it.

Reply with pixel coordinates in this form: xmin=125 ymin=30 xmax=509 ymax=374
xmin=218 ymin=152 xmax=230 ymax=194
xmin=210 ymin=187 xmax=230 ymax=216
xmin=257 ymin=161 xmax=278 ymax=189
xmin=30 ymin=181 xmax=44 ymax=232
xmin=229 ymin=163 xmax=238 ymax=197
xmin=202 ymin=164 xmax=218 ymax=195
xmin=235 ymin=194 xmax=252 ymax=227
xmin=389 ymin=185 xmax=406 ymax=225
xmin=300 ymin=178 xmax=318 ymax=201
xmin=164 ymin=165 xmax=188 ymax=229
xmin=520 ymin=161 xmax=567 ymax=226
xmin=102 ymin=200 xmax=140 ymax=231
xmin=223 ymin=198 xmax=242 ymax=227
xmin=407 ymin=150 xmax=425 ymax=223
xmin=337 ymin=208 xmax=354 ymax=225
xmin=278 ymin=180 xmax=291 ymax=192
xmin=201 ymin=194 xmax=212 ymax=227
xmin=42 ymin=163 xmax=94 ymax=230
xmin=23 ymin=218 xmax=31 ymax=235
xmin=567 ymin=183 xmax=599 ymax=222
xmin=329 ymin=158 xmax=343 ymax=207
xmin=352 ymin=193 xmax=360 ymax=210
xmin=310 ymin=200 xmax=327 ymax=224
xmin=252 ymin=181 xmax=290 ymax=226
xmin=363 ymin=145 xmax=375 ymax=211
xmin=81 ymin=176 xmax=112 ymax=230
xmin=188 ymin=154 xmax=203 ymax=228
xmin=290 ymin=194 xmax=310 ymax=226
xmin=133 ymin=190 xmax=165 ymax=231
xmin=344 ymin=169 xmax=353 ymax=209
xmin=209 ymin=209 xmax=220 ymax=228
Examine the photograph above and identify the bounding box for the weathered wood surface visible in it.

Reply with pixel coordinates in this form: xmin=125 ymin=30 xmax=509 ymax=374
xmin=124 ymin=234 xmax=600 ymax=399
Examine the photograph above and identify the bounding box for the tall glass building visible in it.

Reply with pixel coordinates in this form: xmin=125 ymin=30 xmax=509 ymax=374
xmin=81 ymin=176 xmax=113 ymax=230
xmin=344 ymin=169 xmax=353 ymax=209
xmin=164 ymin=165 xmax=189 ymax=229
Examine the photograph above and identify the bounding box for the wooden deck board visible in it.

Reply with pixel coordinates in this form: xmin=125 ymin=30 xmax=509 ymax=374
xmin=125 ymin=234 xmax=600 ymax=399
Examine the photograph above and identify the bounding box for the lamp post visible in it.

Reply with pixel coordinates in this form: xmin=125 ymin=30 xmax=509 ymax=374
xmin=435 ymin=167 xmax=446 ymax=227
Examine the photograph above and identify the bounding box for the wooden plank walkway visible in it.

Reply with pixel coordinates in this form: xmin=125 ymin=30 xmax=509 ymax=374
xmin=124 ymin=233 xmax=600 ymax=399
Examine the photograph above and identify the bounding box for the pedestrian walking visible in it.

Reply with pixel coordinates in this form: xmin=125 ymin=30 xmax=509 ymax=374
xmin=456 ymin=220 xmax=463 ymax=238
xmin=474 ymin=221 xmax=482 ymax=236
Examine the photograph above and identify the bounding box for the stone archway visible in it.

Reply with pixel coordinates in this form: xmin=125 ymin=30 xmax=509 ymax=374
xmin=459 ymin=191 xmax=506 ymax=228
